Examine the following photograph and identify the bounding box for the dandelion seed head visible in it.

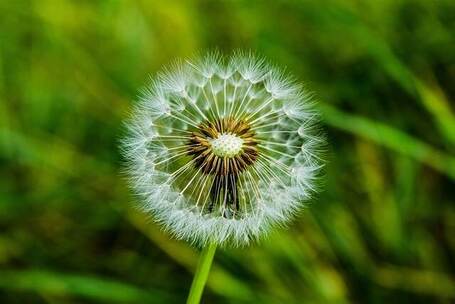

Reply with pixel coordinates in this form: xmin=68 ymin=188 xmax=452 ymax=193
xmin=122 ymin=51 xmax=324 ymax=247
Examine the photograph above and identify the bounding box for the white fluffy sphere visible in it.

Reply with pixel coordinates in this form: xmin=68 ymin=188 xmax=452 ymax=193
xmin=122 ymin=51 xmax=324 ymax=247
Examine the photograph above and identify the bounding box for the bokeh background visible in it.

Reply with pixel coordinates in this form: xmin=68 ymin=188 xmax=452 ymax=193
xmin=1 ymin=0 xmax=454 ymax=303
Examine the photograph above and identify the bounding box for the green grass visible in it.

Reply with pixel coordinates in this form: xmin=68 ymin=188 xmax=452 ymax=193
xmin=0 ymin=0 xmax=454 ymax=303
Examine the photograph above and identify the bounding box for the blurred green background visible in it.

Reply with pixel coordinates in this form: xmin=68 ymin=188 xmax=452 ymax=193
xmin=1 ymin=0 xmax=454 ymax=303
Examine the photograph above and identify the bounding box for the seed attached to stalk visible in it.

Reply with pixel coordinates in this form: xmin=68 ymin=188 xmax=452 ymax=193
xmin=187 ymin=117 xmax=258 ymax=217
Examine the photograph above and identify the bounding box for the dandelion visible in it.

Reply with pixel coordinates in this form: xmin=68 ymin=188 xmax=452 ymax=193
xmin=122 ymin=51 xmax=324 ymax=303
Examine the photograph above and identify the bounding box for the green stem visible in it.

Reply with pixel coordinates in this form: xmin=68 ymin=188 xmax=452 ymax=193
xmin=186 ymin=242 xmax=217 ymax=304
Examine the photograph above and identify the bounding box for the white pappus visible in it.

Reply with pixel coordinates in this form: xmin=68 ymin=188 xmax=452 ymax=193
xmin=121 ymin=51 xmax=324 ymax=247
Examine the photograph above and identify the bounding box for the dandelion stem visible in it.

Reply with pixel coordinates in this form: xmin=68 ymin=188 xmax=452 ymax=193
xmin=186 ymin=242 xmax=217 ymax=304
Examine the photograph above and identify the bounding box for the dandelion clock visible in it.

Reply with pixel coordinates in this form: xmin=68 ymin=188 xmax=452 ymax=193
xmin=121 ymin=52 xmax=324 ymax=303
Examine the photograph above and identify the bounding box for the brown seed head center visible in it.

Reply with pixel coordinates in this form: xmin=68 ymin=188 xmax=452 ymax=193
xmin=187 ymin=117 xmax=258 ymax=176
